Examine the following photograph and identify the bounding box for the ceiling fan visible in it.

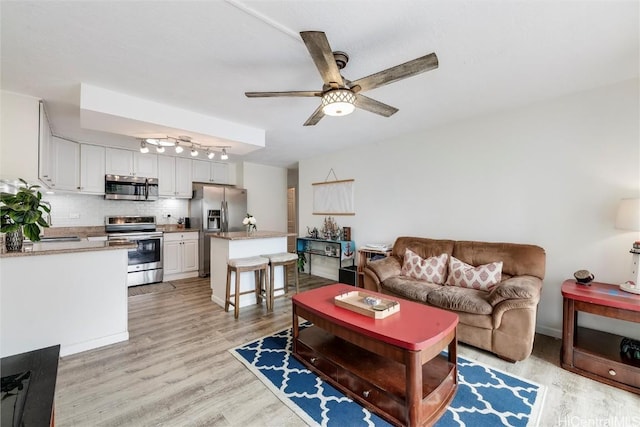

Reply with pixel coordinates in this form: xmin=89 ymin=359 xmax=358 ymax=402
xmin=245 ymin=31 xmax=438 ymax=126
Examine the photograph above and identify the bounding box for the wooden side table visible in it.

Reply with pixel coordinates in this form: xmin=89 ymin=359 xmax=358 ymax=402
xmin=561 ymin=280 xmax=640 ymax=394
xmin=357 ymin=248 xmax=392 ymax=287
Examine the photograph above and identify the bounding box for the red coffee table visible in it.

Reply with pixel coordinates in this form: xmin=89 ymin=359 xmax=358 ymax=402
xmin=292 ymin=283 xmax=459 ymax=426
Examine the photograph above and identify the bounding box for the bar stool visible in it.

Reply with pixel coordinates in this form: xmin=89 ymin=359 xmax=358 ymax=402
xmin=225 ymin=256 xmax=270 ymax=319
xmin=261 ymin=252 xmax=299 ymax=311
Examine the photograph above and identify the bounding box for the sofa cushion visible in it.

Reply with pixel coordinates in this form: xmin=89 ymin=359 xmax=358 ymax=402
xmin=401 ymin=249 xmax=448 ymax=284
xmin=427 ymin=286 xmax=493 ymax=315
xmin=380 ymin=276 xmax=440 ymax=303
xmin=445 ymin=256 xmax=502 ymax=291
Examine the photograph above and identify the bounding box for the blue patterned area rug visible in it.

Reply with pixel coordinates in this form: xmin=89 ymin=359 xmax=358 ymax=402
xmin=230 ymin=326 xmax=546 ymax=427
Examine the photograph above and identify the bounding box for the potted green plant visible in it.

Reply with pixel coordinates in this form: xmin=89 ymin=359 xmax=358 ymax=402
xmin=1 ymin=178 xmax=51 ymax=251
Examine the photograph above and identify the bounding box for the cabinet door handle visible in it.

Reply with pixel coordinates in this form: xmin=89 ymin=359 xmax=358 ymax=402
xmin=362 ymin=390 xmax=371 ymax=398
xmin=608 ymin=369 xmax=616 ymax=376
xmin=310 ymin=357 xmax=317 ymax=364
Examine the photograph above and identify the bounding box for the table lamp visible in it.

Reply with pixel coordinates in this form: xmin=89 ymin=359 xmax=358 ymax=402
xmin=615 ymin=197 xmax=640 ymax=293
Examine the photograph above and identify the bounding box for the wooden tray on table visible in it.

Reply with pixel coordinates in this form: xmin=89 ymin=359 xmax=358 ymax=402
xmin=334 ymin=290 xmax=400 ymax=319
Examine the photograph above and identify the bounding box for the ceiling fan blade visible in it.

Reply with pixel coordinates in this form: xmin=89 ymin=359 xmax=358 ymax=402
xmin=300 ymin=31 xmax=344 ymax=87
xmin=303 ymin=104 xmax=325 ymax=126
xmin=245 ymin=91 xmax=321 ymax=98
xmin=350 ymin=53 xmax=438 ymax=93
xmin=355 ymin=95 xmax=399 ymax=117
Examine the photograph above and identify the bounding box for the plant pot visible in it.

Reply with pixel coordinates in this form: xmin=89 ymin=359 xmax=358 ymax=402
xmin=5 ymin=229 xmax=24 ymax=252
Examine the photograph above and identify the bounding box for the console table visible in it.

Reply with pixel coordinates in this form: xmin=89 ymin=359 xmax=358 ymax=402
xmin=296 ymin=237 xmax=355 ymax=276
xmin=561 ymin=280 xmax=640 ymax=394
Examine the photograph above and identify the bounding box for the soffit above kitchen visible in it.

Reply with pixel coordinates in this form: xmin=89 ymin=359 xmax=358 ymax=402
xmin=1 ymin=1 xmax=637 ymax=168
xmin=79 ymin=84 xmax=265 ymax=156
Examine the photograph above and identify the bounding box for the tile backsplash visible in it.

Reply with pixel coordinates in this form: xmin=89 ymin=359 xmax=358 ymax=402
xmin=44 ymin=193 xmax=189 ymax=227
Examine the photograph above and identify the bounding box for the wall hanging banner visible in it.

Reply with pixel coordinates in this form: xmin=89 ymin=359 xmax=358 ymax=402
xmin=312 ymin=179 xmax=355 ymax=215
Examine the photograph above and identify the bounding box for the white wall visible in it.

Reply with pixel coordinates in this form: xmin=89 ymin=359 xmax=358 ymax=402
xmin=0 ymin=91 xmax=40 ymax=182
xmin=43 ymin=193 xmax=189 ymax=227
xmin=242 ymin=162 xmax=288 ymax=232
xmin=299 ymin=79 xmax=640 ymax=339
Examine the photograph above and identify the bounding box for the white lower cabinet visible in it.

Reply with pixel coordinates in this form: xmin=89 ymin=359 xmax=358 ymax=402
xmin=163 ymin=232 xmax=199 ymax=280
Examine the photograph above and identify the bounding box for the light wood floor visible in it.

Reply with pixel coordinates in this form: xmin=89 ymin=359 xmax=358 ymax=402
xmin=55 ymin=276 xmax=639 ymax=426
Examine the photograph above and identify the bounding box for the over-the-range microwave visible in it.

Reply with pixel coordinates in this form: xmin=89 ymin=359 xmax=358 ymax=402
xmin=104 ymin=174 xmax=158 ymax=201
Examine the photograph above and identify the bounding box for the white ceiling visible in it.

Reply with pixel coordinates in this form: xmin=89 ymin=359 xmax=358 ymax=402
xmin=1 ymin=1 xmax=638 ymax=168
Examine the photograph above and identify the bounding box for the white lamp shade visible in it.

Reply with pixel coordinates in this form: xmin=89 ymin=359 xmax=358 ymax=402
xmin=615 ymin=198 xmax=640 ymax=231
xmin=321 ymin=89 xmax=356 ymax=116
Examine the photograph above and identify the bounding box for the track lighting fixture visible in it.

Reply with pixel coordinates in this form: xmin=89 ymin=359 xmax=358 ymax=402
xmin=138 ymin=136 xmax=230 ymax=162
xmin=139 ymin=140 xmax=149 ymax=153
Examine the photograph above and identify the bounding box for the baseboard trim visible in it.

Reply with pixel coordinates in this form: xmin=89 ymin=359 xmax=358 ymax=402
xmin=60 ymin=331 xmax=129 ymax=357
xmin=536 ymin=325 xmax=562 ymax=339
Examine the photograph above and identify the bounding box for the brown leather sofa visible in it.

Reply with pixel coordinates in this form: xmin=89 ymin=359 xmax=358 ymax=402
xmin=363 ymin=237 xmax=546 ymax=361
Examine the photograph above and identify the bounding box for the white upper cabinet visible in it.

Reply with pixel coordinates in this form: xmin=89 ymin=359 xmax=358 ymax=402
xmin=105 ymin=148 xmax=157 ymax=178
xmin=79 ymin=144 xmax=105 ymax=194
xmin=105 ymin=147 xmax=133 ymax=176
xmin=175 ymin=157 xmax=193 ymax=197
xmin=192 ymin=159 xmax=228 ymax=184
xmin=52 ymin=137 xmax=79 ymax=191
xmin=158 ymin=156 xmax=176 ymax=196
xmin=38 ymin=101 xmax=55 ymax=187
xmin=134 ymin=152 xmax=158 ymax=178
xmin=158 ymin=156 xmax=192 ymax=198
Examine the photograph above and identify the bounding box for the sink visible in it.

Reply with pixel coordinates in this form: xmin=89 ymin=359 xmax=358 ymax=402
xmin=37 ymin=236 xmax=82 ymax=242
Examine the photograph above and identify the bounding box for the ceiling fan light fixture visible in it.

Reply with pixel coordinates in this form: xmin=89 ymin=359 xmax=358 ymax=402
xmin=207 ymin=149 xmax=215 ymax=160
xmin=190 ymin=145 xmax=199 ymax=157
xmin=175 ymin=142 xmax=184 ymax=154
xmin=156 ymin=146 xmax=165 ymax=153
xmin=220 ymin=148 xmax=228 ymax=160
xmin=321 ymin=89 xmax=356 ymax=116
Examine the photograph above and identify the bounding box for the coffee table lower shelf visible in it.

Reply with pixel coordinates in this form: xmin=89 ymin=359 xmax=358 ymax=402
xmin=293 ymin=326 xmax=457 ymax=426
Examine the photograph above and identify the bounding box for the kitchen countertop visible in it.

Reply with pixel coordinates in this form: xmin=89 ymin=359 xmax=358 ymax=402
xmin=0 ymin=239 xmax=136 ymax=258
xmin=158 ymin=226 xmax=198 ymax=233
xmin=206 ymin=231 xmax=296 ymax=240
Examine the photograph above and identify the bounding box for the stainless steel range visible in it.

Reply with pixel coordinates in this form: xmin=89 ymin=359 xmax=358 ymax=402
xmin=106 ymin=216 xmax=163 ymax=287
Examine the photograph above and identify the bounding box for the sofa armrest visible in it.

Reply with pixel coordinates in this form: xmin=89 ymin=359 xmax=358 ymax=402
xmin=363 ymin=256 xmax=402 ymax=284
xmin=487 ymin=275 xmax=542 ymax=306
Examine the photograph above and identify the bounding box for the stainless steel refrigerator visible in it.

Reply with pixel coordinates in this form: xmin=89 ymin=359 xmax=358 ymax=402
xmin=190 ymin=183 xmax=248 ymax=277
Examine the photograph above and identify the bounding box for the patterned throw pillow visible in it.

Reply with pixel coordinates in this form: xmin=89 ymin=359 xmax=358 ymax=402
xmin=445 ymin=256 xmax=503 ymax=291
xmin=401 ymin=249 xmax=448 ymax=284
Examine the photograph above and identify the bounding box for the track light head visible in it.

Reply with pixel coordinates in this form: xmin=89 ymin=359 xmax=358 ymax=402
xmin=139 ymin=140 xmax=149 ymax=153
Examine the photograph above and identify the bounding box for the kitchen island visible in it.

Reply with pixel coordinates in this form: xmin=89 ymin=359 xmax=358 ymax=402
xmin=0 ymin=239 xmax=135 ymax=357
xmin=207 ymin=231 xmax=295 ymax=309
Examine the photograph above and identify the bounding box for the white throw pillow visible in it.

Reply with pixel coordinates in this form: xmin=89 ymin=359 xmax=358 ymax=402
xmin=445 ymin=256 xmax=503 ymax=291
xmin=401 ymin=249 xmax=448 ymax=284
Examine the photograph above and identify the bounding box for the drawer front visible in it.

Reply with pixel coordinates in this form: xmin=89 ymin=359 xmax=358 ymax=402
xmin=574 ymin=351 xmax=640 ymax=388
xmin=295 ymin=342 xmax=338 ymax=380
xmin=163 ymin=231 xmax=199 ymax=242
xmin=336 ymin=368 xmax=404 ymax=424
